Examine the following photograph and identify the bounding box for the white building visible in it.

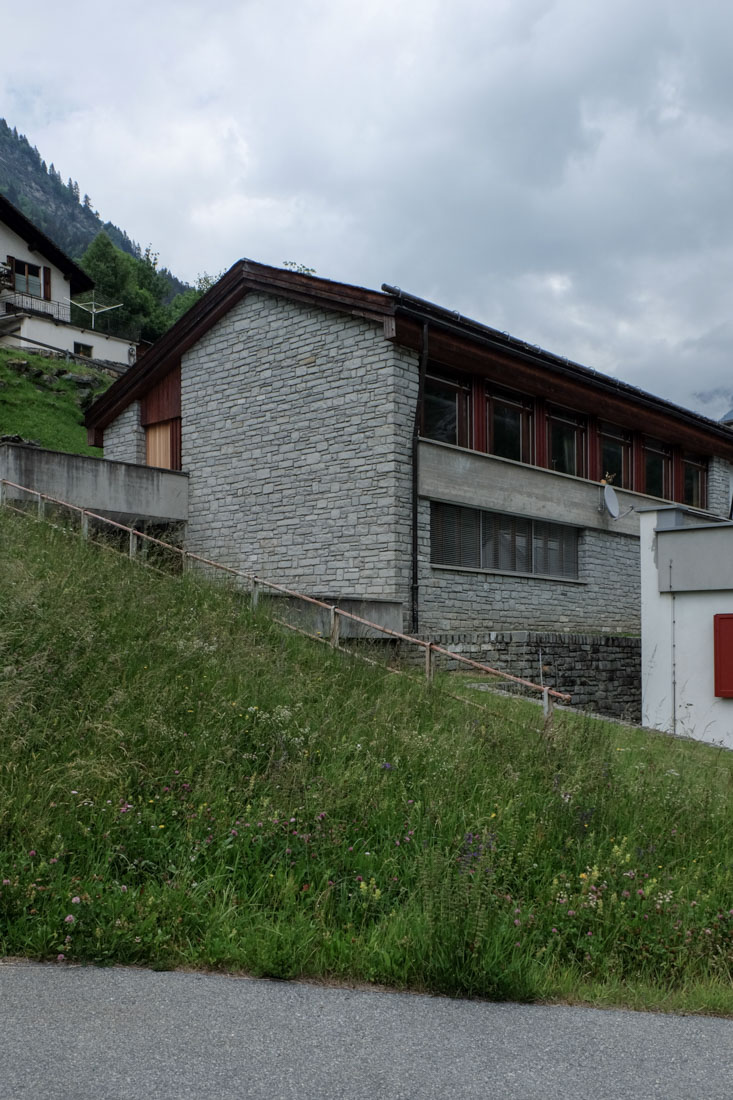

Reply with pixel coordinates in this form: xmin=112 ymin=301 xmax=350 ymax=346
xmin=0 ymin=194 xmax=135 ymax=366
xmin=641 ymin=506 xmax=733 ymax=748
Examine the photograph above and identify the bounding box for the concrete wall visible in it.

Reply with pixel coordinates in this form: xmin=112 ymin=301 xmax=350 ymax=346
xmin=641 ymin=508 xmax=733 ymax=748
xmin=177 ymin=292 xmax=417 ymax=603
xmin=0 ymin=443 xmax=188 ymax=523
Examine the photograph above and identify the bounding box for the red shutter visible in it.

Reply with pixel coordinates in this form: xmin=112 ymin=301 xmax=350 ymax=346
xmin=43 ymin=266 xmax=52 ymax=300
xmin=714 ymin=615 xmax=733 ymax=697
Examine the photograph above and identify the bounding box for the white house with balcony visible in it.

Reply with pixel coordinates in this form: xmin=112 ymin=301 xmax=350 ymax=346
xmin=0 ymin=194 xmax=135 ymax=366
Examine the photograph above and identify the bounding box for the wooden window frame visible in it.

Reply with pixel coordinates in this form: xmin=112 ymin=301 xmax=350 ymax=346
xmin=486 ymin=386 xmax=533 ymax=464
xmin=423 ymin=371 xmax=472 ymax=448
xmin=419 ymin=370 xmax=709 ymax=508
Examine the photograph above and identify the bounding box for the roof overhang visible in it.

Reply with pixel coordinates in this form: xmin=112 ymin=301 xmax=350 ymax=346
xmin=0 ymin=194 xmax=94 ymax=295
xmin=86 ymin=259 xmax=733 ymax=462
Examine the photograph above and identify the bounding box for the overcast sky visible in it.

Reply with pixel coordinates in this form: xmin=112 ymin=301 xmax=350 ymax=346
xmin=5 ymin=1 xmax=733 ymax=416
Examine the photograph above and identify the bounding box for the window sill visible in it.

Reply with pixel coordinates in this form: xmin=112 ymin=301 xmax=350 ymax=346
xmin=429 ymin=562 xmax=586 ymax=585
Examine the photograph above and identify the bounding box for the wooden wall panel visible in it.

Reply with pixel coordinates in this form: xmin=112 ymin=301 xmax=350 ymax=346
xmin=140 ymin=364 xmax=181 ymax=426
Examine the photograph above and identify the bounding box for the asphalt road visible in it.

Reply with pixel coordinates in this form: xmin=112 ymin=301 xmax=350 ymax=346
xmin=2 ymin=960 xmax=733 ymax=1099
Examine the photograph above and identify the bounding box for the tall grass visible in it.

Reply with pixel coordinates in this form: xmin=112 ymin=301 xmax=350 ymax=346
xmin=2 ymin=507 xmax=733 ymax=1010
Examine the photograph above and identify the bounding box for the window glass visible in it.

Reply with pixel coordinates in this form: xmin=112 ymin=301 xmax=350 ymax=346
xmin=549 ymin=420 xmax=579 ymax=475
xmin=682 ymin=457 xmax=706 ymax=508
xmin=643 ymin=440 xmax=671 ymax=498
xmin=431 ymin=502 xmax=578 ymax=579
xmin=423 ymin=375 xmax=470 ymax=447
xmin=599 ymin=424 xmax=631 ymax=488
xmin=424 ymin=384 xmax=458 ymax=444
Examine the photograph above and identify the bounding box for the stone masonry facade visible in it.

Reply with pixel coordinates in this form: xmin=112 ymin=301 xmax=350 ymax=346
xmin=178 ymin=293 xmax=417 ymax=602
xmin=103 ymin=401 xmax=145 ymax=465
xmin=408 ymin=630 xmax=641 ymax=720
xmin=416 ymin=498 xmax=642 ymax=634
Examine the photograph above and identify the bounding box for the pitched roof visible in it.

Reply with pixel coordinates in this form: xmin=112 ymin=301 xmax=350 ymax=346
xmin=0 ymin=193 xmax=94 ymax=295
xmin=86 ymin=257 xmax=733 ymax=458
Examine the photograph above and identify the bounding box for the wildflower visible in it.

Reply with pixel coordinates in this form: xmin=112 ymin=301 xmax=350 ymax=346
xmin=28 ymin=850 xmax=36 ymax=858
xmin=57 ymin=954 xmax=65 ymax=962
xmin=552 ymin=928 xmax=558 ymax=934
xmin=64 ymin=915 xmax=75 ymax=924
xmin=302 ymin=884 xmax=310 ymax=892
xmin=514 ymin=919 xmax=520 ymax=926
xmin=637 ymin=889 xmax=645 ymax=897
xmin=120 ymin=885 xmax=128 ymax=893
xmin=50 ymin=858 xmax=58 ymax=865
xmin=568 ymin=910 xmax=576 ymax=917
xmin=71 ymin=896 xmax=81 ymax=904
xmin=381 ymin=763 xmax=393 ymax=770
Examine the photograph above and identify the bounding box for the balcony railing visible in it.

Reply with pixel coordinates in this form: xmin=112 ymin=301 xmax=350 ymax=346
xmin=1 ymin=290 xmax=71 ymax=323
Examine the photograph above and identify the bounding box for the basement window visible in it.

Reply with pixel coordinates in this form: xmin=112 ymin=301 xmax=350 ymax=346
xmin=430 ymin=502 xmax=578 ymax=579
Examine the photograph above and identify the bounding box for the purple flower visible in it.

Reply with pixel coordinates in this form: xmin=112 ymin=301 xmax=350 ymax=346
xmin=57 ymin=954 xmax=65 ymax=962
xmin=28 ymin=850 xmax=36 ymax=858
xmin=381 ymin=762 xmax=393 ymax=770
xmin=64 ymin=915 xmax=75 ymax=924
xmin=71 ymin=896 xmax=81 ymax=904
xmin=568 ymin=910 xmax=576 ymax=917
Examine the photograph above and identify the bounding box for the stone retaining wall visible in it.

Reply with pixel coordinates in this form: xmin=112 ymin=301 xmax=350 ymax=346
xmin=408 ymin=630 xmax=641 ymax=721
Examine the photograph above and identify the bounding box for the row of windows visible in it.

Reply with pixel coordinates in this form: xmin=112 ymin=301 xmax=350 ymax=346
xmin=423 ymin=372 xmax=707 ymax=509
xmin=431 ymin=502 xmax=579 ymax=580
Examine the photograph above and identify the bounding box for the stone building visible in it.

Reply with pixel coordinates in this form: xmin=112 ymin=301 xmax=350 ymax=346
xmin=86 ymin=259 xmax=733 ymax=650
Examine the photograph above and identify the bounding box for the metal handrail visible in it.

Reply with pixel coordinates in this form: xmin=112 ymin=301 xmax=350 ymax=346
xmin=0 ymin=477 xmax=571 ymax=706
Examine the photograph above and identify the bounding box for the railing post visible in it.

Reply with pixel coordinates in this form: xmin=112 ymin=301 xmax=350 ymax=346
xmin=542 ymin=687 xmax=552 ymax=719
xmin=251 ymin=578 xmax=259 ymax=610
xmin=80 ymin=511 xmax=89 ymax=539
xmin=0 ymin=480 xmax=5 ymax=507
xmin=425 ymin=642 xmax=434 ymax=683
xmin=36 ymin=491 xmax=45 ymax=520
xmin=330 ymin=607 xmax=341 ymax=648
xmin=129 ymin=531 xmax=137 ymax=559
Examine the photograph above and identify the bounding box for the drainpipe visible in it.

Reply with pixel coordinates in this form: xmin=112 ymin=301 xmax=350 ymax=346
xmin=411 ymin=322 xmax=429 ymax=633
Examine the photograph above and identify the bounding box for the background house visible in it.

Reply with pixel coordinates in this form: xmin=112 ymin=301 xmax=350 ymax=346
xmin=0 ymin=194 xmax=135 ymax=366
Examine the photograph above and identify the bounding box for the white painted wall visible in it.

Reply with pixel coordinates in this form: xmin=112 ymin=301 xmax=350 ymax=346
xmin=0 ymin=220 xmax=71 ymax=320
xmin=641 ymin=508 xmax=733 ymax=747
xmin=0 ymin=314 xmax=135 ymax=365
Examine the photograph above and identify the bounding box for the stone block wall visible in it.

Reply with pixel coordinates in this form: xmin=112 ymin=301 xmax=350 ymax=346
xmin=103 ymin=401 xmax=145 ymax=465
xmin=178 ymin=292 xmax=418 ymax=601
xmin=708 ymin=456 xmax=731 ymax=518
xmin=410 ymin=630 xmax=641 ymax=720
xmin=416 ymin=498 xmax=641 ymax=634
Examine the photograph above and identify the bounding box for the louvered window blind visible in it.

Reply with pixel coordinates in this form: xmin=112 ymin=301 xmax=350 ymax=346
xmin=431 ymin=502 xmax=578 ymax=580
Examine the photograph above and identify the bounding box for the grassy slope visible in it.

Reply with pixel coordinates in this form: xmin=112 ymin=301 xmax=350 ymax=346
xmin=2 ymin=508 xmax=733 ymax=1012
xmin=0 ymin=346 xmax=111 ymax=455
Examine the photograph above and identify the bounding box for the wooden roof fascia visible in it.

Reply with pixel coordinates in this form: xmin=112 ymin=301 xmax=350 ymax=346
xmin=0 ymin=194 xmax=94 ymax=295
xmin=387 ymin=310 xmax=733 ymax=461
xmin=86 ymin=261 xmax=395 ymax=433
xmin=86 ymin=266 xmax=248 ymax=431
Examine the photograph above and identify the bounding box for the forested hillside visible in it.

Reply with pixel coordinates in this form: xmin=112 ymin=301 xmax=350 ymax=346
xmin=0 ymin=119 xmax=209 ymax=342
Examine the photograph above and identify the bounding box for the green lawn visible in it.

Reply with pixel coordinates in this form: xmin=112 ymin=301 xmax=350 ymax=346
xmin=1 ymin=506 xmax=732 ymax=1013
xmin=0 ymin=346 xmax=111 ymax=455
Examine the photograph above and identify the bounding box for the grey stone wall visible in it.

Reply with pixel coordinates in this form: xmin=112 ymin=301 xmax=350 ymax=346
xmin=103 ymin=401 xmax=145 ymax=465
xmin=408 ymin=630 xmax=641 ymax=721
xmin=708 ymin=455 xmax=731 ymax=517
xmin=179 ymin=292 xmax=417 ymax=601
xmin=416 ymin=497 xmax=641 ymax=634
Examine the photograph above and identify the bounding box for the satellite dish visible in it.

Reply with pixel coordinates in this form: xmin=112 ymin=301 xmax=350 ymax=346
xmin=603 ymin=483 xmax=620 ymax=519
